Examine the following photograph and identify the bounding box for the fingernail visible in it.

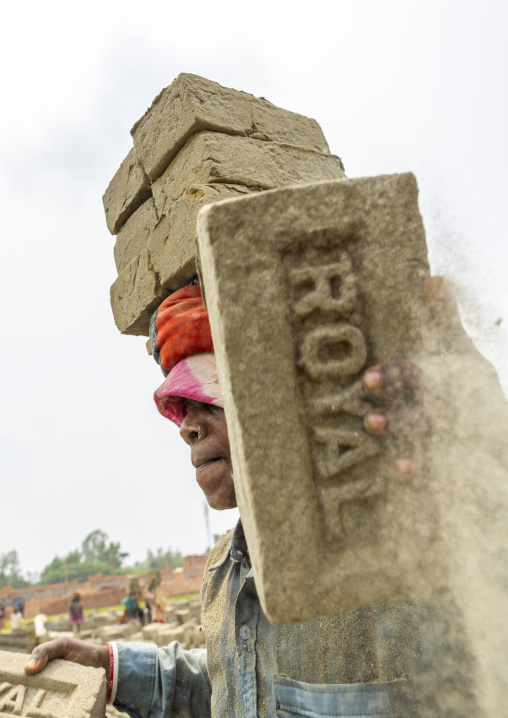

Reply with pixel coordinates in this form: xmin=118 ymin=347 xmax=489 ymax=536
xmin=363 ymin=370 xmax=382 ymax=391
xmin=365 ymin=412 xmax=386 ymax=431
xmin=395 ymin=457 xmax=414 ymax=475
xmin=26 ymin=658 xmax=38 ymax=669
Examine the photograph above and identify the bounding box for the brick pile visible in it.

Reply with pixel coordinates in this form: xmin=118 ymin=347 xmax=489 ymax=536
xmin=1 ymin=557 xmax=207 ymax=619
xmin=103 ymin=73 xmax=345 ymax=336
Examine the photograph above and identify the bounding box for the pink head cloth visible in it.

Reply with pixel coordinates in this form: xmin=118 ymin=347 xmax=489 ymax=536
xmin=154 ymin=352 xmax=223 ymax=426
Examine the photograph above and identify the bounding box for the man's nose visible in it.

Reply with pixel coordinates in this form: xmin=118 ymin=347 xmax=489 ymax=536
xmin=179 ymin=410 xmax=206 ymax=444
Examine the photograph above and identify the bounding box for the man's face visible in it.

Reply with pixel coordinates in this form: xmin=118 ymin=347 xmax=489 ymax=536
xmin=179 ymin=399 xmax=237 ymax=510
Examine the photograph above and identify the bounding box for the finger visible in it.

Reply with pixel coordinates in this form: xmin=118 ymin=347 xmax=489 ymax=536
xmin=425 ymin=276 xmax=478 ymax=355
xmin=24 ymin=640 xmax=62 ymax=674
xmin=364 ymin=406 xmax=430 ymax=438
xmin=394 ymin=456 xmax=416 ymax=477
xmin=62 ymin=641 xmax=110 ymax=671
xmin=25 ymin=638 xmax=74 ymax=675
xmin=363 ymin=362 xmax=421 ymax=400
xmin=25 ymin=638 xmax=109 ymax=674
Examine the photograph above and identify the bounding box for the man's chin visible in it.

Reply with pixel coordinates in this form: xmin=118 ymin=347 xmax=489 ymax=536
xmin=196 ymin=460 xmax=236 ymax=510
xmin=207 ymin=495 xmax=238 ymax=511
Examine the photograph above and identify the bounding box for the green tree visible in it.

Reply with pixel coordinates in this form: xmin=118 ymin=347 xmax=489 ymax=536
xmin=126 ymin=546 xmax=184 ymax=573
xmin=0 ymin=550 xmax=30 ymax=590
xmin=38 ymin=530 xmax=129 ymax=585
xmin=81 ymin=530 xmax=128 ymax=573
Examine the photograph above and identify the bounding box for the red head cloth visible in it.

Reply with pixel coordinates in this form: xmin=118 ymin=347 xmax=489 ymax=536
xmin=150 ymin=285 xmax=214 ymax=376
xmin=150 ymin=284 xmax=221 ymax=426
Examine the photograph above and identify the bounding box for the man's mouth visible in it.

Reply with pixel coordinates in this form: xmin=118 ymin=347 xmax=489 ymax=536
xmin=194 ymin=456 xmax=224 ymax=470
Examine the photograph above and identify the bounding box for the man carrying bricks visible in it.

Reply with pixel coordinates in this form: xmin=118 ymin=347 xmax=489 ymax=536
xmin=25 ymin=273 xmax=507 ymax=717
xmin=21 ymin=72 xmax=508 ymax=716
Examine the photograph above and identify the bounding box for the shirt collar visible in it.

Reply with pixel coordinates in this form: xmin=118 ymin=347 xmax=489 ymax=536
xmin=207 ymin=518 xmax=247 ymax=571
xmin=229 ymin=519 xmax=248 ymax=562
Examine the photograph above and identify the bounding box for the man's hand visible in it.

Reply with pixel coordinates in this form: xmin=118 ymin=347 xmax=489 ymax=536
xmin=25 ymin=637 xmax=110 ymax=675
xmin=362 ymin=276 xmax=508 ymax=476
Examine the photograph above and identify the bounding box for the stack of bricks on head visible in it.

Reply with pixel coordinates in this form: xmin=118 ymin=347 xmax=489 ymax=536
xmin=103 ymin=73 xmax=346 ymax=337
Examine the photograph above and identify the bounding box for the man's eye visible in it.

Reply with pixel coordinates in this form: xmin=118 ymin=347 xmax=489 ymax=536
xmin=207 ymin=404 xmax=224 ymax=415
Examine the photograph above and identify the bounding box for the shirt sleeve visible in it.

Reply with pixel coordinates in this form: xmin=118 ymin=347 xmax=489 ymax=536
xmin=113 ymin=641 xmax=211 ymax=718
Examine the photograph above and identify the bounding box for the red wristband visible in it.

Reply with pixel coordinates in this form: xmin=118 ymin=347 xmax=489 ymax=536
xmin=106 ymin=642 xmax=114 ymax=702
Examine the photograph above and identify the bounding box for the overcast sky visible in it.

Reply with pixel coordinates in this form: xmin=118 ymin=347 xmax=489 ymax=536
xmin=1 ymin=0 xmax=506 ymax=577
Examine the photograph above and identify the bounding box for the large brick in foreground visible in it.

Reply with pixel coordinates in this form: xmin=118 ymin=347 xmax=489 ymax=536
xmin=131 ymin=73 xmax=331 ymax=180
xmin=0 ymin=650 xmax=106 ymax=717
xmin=197 ymin=174 xmax=434 ymax=623
xmin=198 ymin=174 xmax=508 ymax=716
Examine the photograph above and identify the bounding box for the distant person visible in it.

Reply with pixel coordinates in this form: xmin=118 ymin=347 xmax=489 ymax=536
xmin=0 ymin=599 xmax=6 ymax=630
xmin=34 ymin=614 xmax=48 ymax=645
xmin=10 ymin=606 xmax=23 ymax=630
xmin=68 ymin=593 xmax=85 ymax=636
xmin=143 ymin=593 xmax=152 ymax=625
xmin=120 ymin=586 xmax=142 ymax=629
xmin=19 ymin=598 xmax=25 ymax=617
xmin=145 ymin=570 xmax=166 ymax=624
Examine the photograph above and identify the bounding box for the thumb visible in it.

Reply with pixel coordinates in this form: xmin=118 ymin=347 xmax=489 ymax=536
xmin=25 ymin=647 xmax=49 ymax=675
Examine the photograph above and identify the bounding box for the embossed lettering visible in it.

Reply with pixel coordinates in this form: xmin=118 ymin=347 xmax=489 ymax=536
xmin=0 ymin=684 xmax=26 ymax=715
xmin=310 ymin=380 xmax=370 ymax=418
xmin=27 ymin=690 xmax=54 ymax=718
xmin=298 ymin=323 xmax=367 ymax=379
xmin=314 ymin=427 xmax=379 ymax=478
xmin=286 ymin=250 xmax=377 ymax=495
xmin=289 ymin=256 xmax=356 ymax=318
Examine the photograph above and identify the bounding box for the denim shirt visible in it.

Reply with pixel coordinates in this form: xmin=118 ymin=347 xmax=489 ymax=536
xmin=114 ymin=521 xmax=423 ymax=718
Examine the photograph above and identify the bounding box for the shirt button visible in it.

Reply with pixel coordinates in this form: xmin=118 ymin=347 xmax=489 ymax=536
xmin=240 ymin=625 xmax=251 ymax=640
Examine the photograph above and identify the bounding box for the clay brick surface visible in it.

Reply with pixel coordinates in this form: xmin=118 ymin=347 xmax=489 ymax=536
xmin=0 ymin=625 xmax=35 ymax=655
xmin=110 ymin=248 xmax=168 ymax=335
xmin=131 ymin=73 xmax=331 ymax=180
xmin=0 ymin=649 xmax=106 ymax=717
xmin=151 ymin=131 xmax=345 ymax=216
xmin=103 ymin=148 xmax=152 ymax=234
xmin=114 ymin=198 xmax=158 ymax=274
xmin=197 ymin=174 xmax=436 ymax=622
xmin=198 ymin=174 xmax=508 ymax=715
xmin=149 ymin=183 xmax=257 ymax=292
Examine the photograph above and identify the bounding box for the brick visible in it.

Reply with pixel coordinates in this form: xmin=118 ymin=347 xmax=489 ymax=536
xmin=175 ymin=608 xmax=192 ymax=625
xmin=110 ymin=183 xmax=264 ymax=335
xmin=110 ymin=248 xmax=168 ymax=336
xmin=95 ymin=623 xmax=138 ymax=641
xmin=141 ymin=622 xmax=177 ymax=642
xmin=198 ymin=173 xmax=435 ymax=622
xmin=103 ymin=148 xmax=152 ymax=234
xmin=198 ymin=174 xmax=508 ymax=716
xmin=0 ymin=625 xmax=36 ymax=654
xmin=114 ymin=198 xmax=158 ymax=274
xmin=0 ymin=649 xmax=106 ymax=717
xmin=151 ymin=131 xmax=345 ymax=217
xmin=148 ymin=183 xmax=257 ymax=292
xmin=131 ymin=73 xmax=331 ymax=180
